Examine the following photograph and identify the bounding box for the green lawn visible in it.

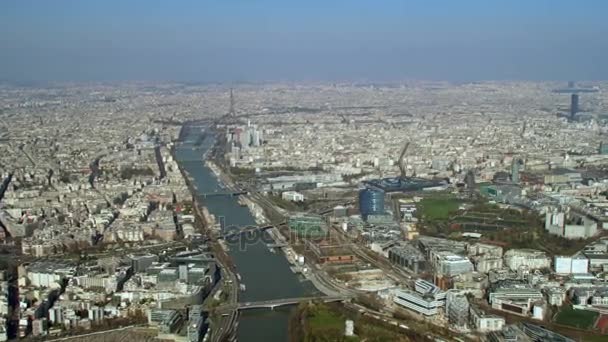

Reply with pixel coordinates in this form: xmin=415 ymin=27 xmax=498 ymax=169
xmin=306 ymin=305 xmax=358 ymax=342
xmin=554 ymin=307 xmax=599 ymax=330
xmin=308 ymin=306 xmax=344 ymax=331
xmin=297 ymin=303 xmax=436 ymax=342
xmin=419 ymin=197 xmax=462 ymax=220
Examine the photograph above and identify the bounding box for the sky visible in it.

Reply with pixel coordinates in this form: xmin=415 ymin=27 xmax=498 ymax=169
xmin=1 ymin=0 xmax=607 ymax=82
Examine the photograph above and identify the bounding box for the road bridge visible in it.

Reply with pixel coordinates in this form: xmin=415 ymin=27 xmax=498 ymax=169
xmin=200 ymin=191 xmax=248 ymax=198
xmin=217 ymin=295 xmax=349 ymax=313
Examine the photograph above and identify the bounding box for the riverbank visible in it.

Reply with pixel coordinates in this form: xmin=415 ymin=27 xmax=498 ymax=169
xmin=204 ymin=157 xmax=313 ymax=280
xmin=170 ymin=135 xmax=238 ymax=341
xmin=206 ymin=159 xmax=267 ymax=225
xmin=201 ymin=150 xmax=344 ymax=298
xmin=205 ymin=159 xmax=236 ymax=189
xmin=174 ymin=125 xmax=314 ymax=342
xmin=169 ymin=147 xmax=216 ymax=229
xmin=289 ymin=302 xmax=418 ymax=342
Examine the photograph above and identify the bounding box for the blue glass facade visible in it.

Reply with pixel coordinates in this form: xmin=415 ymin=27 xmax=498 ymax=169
xmin=359 ymin=188 xmax=385 ymax=219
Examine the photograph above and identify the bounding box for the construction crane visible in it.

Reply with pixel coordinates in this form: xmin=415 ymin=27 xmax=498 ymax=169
xmin=397 ymin=141 xmax=410 ymax=178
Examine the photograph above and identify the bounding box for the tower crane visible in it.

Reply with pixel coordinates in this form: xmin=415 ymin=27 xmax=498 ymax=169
xmin=398 ymin=141 xmax=410 ymax=178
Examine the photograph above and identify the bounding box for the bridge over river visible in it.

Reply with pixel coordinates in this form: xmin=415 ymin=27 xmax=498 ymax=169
xmin=200 ymin=190 xmax=248 ymax=198
xmin=217 ymin=295 xmax=350 ymax=313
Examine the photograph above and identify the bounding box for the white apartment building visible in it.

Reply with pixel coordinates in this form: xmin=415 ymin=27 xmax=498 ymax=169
xmin=504 ymin=249 xmax=551 ymax=271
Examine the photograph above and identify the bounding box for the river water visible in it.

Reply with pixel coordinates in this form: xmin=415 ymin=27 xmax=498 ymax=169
xmin=174 ymin=125 xmax=316 ymax=341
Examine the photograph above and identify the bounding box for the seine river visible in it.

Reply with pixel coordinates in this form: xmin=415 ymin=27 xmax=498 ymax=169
xmin=175 ymin=125 xmax=316 ymax=341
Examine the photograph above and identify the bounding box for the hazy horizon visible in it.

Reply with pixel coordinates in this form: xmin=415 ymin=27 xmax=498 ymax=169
xmin=1 ymin=0 xmax=607 ymax=83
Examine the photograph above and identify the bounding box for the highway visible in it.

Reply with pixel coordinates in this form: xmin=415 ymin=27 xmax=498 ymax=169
xmin=189 ymin=197 xmax=239 ymax=342
xmin=45 ymin=325 xmax=146 ymax=341
xmin=207 ymin=238 xmax=239 ymax=342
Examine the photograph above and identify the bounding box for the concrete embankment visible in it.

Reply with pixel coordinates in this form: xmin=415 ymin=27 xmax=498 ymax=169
xmin=205 ymin=159 xmax=237 ymax=189
xmin=205 ymin=160 xmax=268 ymax=225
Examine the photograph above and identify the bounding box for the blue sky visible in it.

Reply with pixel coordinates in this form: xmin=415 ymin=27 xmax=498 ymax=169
xmin=1 ymin=0 xmax=607 ymax=82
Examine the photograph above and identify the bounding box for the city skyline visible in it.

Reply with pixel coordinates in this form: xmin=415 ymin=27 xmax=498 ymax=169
xmin=3 ymin=1 xmax=608 ymax=341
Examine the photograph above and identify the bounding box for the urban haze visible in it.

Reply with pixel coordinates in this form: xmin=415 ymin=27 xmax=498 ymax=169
xmin=1 ymin=1 xmax=608 ymax=342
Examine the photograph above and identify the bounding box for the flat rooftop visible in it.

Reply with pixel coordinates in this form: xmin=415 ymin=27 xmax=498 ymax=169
xmin=363 ymin=177 xmax=445 ymax=193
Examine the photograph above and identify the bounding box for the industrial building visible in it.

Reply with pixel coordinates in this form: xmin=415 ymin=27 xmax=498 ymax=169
xmin=306 ymin=240 xmax=356 ymax=265
xmin=363 ymin=177 xmax=447 ymax=193
xmin=260 ymin=173 xmax=345 ymax=192
xmin=287 ymin=214 xmax=328 ymax=238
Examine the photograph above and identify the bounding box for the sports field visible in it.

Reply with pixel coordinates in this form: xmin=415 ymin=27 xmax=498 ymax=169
xmin=554 ymin=307 xmax=598 ymax=330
